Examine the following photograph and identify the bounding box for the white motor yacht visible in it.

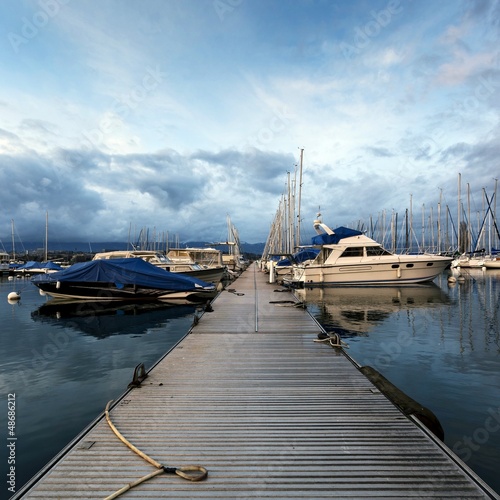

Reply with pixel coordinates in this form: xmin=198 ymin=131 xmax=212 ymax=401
xmin=286 ymin=217 xmax=453 ymax=286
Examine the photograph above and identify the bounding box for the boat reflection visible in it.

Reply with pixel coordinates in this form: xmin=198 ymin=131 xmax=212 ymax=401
xmin=296 ymin=283 xmax=450 ymax=337
xmin=31 ymin=299 xmax=197 ymax=338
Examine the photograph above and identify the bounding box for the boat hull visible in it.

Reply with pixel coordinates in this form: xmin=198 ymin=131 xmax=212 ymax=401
xmin=34 ymin=281 xmax=215 ymax=301
xmin=483 ymin=259 xmax=500 ymax=269
xmin=158 ymin=266 xmax=226 ymax=284
xmin=31 ymin=258 xmax=217 ymax=302
xmin=288 ymin=256 xmax=452 ymax=286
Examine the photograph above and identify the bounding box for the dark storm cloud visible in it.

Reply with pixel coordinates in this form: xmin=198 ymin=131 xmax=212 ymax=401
xmin=0 ymin=147 xmax=295 ymax=243
xmin=192 ymin=148 xmax=295 ymax=194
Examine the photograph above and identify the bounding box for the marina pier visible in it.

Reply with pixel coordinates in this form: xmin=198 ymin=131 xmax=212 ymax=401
xmin=14 ymin=263 xmax=499 ymax=499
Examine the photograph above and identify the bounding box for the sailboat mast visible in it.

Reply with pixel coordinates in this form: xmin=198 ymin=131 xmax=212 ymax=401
xmin=437 ymin=189 xmax=442 ymax=254
xmin=11 ymin=219 xmax=16 ymax=261
xmin=45 ymin=211 xmax=48 ymax=262
xmin=467 ymin=183 xmax=471 ymax=252
xmin=457 ymin=173 xmax=461 ymax=253
xmin=296 ymin=148 xmax=304 ymax=247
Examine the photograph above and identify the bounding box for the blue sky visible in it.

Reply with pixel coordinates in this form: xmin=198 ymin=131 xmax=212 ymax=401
xmin=0 ymin=0 xmax=499 ymax=246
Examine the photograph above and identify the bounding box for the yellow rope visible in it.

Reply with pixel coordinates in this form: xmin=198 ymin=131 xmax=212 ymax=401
xmin=103 ymin=400 xmax=208 ymax=500
xmin=314 ymin=333 xmax=349 ymax=348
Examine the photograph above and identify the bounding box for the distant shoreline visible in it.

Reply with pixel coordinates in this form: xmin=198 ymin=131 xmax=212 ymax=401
xmin=0 ymin=241 xmax=265 ymax=255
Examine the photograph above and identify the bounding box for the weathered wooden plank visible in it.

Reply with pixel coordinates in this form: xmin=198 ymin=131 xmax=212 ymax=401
xmin=15 ymin=264 xmax=499 ymax=499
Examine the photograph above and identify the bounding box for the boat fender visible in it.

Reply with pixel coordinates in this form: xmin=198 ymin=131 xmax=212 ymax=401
xmin=56 ymin=281 xmax=61 ymax=289
xmin=360 ymin=365 xmax=444 ymax=441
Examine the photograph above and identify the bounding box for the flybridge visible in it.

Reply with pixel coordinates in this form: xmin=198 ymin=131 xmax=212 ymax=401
xmin=311 ymin=226 xmax=363 ymax=245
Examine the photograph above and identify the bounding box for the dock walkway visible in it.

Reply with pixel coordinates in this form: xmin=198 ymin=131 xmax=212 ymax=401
xmin=17 ymin=263 xmax=499 ymax=499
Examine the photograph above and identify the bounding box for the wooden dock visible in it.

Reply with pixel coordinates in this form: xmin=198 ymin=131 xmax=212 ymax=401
xmin=15 ymin=263 xmax=499 ymax=499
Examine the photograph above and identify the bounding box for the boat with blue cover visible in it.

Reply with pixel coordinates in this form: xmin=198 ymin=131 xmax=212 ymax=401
xmin=31 ymin=258 xmax=216 ymax=301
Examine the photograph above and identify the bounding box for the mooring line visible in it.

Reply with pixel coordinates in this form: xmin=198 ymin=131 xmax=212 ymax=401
xmin=103 ymin=400 xmax=207 ymax=500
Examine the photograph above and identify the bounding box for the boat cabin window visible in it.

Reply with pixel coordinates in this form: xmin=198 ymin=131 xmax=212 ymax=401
xmin=365 ymin=246 xmax=392 ymax=256
xmin=340 ymin=247 xmax=364 ymax=257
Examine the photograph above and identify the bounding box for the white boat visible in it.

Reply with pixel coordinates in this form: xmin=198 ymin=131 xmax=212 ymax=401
xmin=482 ymin=255 xmax=500 ymax=269
xmin=92 ymin=250 xmax=226 ymax=284
xmin=285 ymin=217 xmax=453 ymax=286
xmin=209 ymin=215 xmax=249 ymax=273
xmin=0 ymin=251 xmax=9 ymax=273
xmin=166 ymin=247 xmax=224 ymax=268
xmin=451 ymin=253 xmax=486 ymax=268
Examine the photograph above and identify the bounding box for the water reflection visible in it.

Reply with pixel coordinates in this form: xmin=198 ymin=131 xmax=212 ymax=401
xmin=447 ymin=269 xmax=500 ymax=352
xmin=31 ymin=300 xmax=198 ymax=338
xmin=296 ymin=283 xmax=450 ymax=337
xmin=301 ymin=271 xmax=500 ymax=494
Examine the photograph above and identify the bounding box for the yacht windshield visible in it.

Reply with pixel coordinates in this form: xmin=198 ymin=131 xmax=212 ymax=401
xmin=365 ymin=246 xmax=392 ymax=256
xmin=340 ymin=247 xmax=364 ymax=257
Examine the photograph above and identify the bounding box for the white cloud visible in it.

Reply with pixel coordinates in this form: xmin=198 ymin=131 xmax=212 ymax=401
xmin=0 ymin=0 xmax=498 ymax=245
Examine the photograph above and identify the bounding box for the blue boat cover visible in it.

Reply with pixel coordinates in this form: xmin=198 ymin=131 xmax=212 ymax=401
xmin=42 ymin=261 xmax=64 ymax=271
xmin=17 ymin=260 xmax=41 ymax=270
xmin=276 ymin=248 xmax=320 ymax=266
xmin=311 ymin=226 xmax=363 ymax=245
xmin=31 ymin=258 xmax=212 ymax=291
xmin=17 ymin=261 xmax=62 ymax=271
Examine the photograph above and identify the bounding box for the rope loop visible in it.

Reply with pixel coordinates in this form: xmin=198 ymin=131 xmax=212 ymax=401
xmin=172 ymin=465 xmax=208 ymax=481
xmin=314 ymin=332 xmax=349 ymax=349
xmin=104 ymin=400 xmax=208 ymax=499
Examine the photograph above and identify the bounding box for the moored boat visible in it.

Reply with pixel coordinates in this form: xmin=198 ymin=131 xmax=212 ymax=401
xmin=16 ymin=260 xmax=64 ymax=275
xmin=31 ymin=258 xmax=216 ymax=301
xmin=285 ymin=217 xmax=453 ymax=286
xmin=482 ymin=255 xmax=500 ymax=269
xmin=451 ymin=253 xmax=486 ymax=268
xmin=0 ymin=251 xmax=9 ymax=273
xmin=92 ymin=250 xmax=226 ymax=284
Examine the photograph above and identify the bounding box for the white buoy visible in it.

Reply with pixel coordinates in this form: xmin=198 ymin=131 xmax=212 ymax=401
xmin=7 ymin=291 xmax=20 ymax=301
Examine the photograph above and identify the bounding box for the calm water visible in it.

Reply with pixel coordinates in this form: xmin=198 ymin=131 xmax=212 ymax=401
xmin=0 ymin=276 xmax=198 ymax=498
xmin=296 ymin=268 xmax=500 ymax=496
xmin=1 ymin=270 xmax=499 ymax=497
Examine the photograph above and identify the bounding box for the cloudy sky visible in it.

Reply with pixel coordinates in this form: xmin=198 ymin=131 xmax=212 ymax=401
xmin=0 ymin=0 xmax=499 ymax=247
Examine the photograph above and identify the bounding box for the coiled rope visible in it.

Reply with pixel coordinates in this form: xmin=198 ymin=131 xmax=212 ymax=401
xmin=103 ymin=400 xmax=207 ymax=500
xmin=314 ymin=332 xmax=349 ymax=349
